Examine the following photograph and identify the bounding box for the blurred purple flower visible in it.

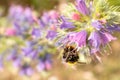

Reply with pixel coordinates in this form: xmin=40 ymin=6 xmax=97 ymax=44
xmin=60 ymin=17 xmax=75 ymax=29
xmin=8 ymin=5 xmax=37 ymax=25
xmin=49 ymin=10 xmax=59 ymax=19
xmin=22 ymin=41 xmax=39 ymax=58
xmin=46 ymin=30 xmax=57 ymax=40
xmin=14 ymin=5 xmax=23 ymax=18
xmin=8 ymin=5 xmax=23 ymax=20
xmin=7 ymin=49 xmax=22 ymax=68
xmin=20 ymin=64 xmax=33 ymax=76
xmin=36 ymin=61 xmax=45 ymax=72
xmin=22 ymin=49 xmax=38 ymax=59
xmin=36 ymin=54 xmax=52 ymax=72
xmin=41 ymin=12 xmax=50 ymax=25
xmin=37 ymin=46 xmax=43 ymax=52
xmin=13 ymin=22 xmax=20 ymax=29
xmin=26 ymin=40 xmax=37 ymax=46
xmin=8 ymin=5 xmax=16 ymax=18
xmin=39 ymin=20 xmax=46 ymax=27
xmin=12 ymin=57 xmax=21 ymax=68
xmin=39 ymin=13 xmax=51 ymax=28
xmin=32 ymin=28 xmax=41 ymax=38
xmin=24 ymin=7 xmax=34 ymax=23
xmin=76 ymin=0 xmax=90 ymax=15
xmin=29 ymin=50 xmax=38 ymax=59
xmin=39 ymin=10 xmax=59 ymax=28
xmin=14 ymin=22 xmax=22 ymax=35
xmin=22 ymin=47 xmax=33 ymax=56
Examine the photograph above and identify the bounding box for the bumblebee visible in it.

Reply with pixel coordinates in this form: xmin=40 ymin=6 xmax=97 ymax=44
xmin=62 ymin=45 xmax=89 ymax=64
xmin=62 ymin=45 xmax=79 ymax=64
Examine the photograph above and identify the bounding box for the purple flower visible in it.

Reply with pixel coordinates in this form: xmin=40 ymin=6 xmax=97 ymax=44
xmin=88 ymin=31 xmax=116 ymax=53
xmin=20 ymin=64 xmax=33 ymax=76
xmin=7 ymin=49 xmax=22 ymax=68
xmin=39 ymin=11 xmax=59 ymax=28
xmin=41 ymin=12 xmax=50 ymax=25
xmin=12 ymin=57 xmax=21 ymax=68
xmin=22 ymin=41 xmax=39 ymax=59
xmin=14 ymin=22 xmax=22 ymax=35
xmin=26 ymin=40 xmax=37 ymax=46
xmin=29 ymin=50 xmax=38 ymax=59
xmin=37 ymin=46 xmax=43 ymax=52
xmin=66 ymin=30 xmax=87 ymax=47
xmin=36 ymin=61 xmax=45 ymax=72
xmin=24 ymin=7 xmax=33 ymax=23
xmin=14 ymin=22 xmax=30 ymax=37
xmin=8 ymin=5 xmax=23 ymax=20
xmin=36 ymin=54 xmax=52 ymax=72
xmin=8 ymin=5 xmax=16 ymax=18
xmin=46 ymin=30 xmax=57 ymax=40
xmin=106 ymin=24 xmax=120 ymax=32
xmin=60 ymin=17 xmax=75 ymax=29
xmin=88 ymin=31 xmax=101 ymax=53
xmin=88 ymin=31 xmax=101 ymax=48
xmin=99 ymin=31 xmax=116 ymax=45
xmin=39 ymin=20 xmax=46 ymax=27
xmin=32 ymin=28 xmax=41 ymax=38
xmin=49 ymin=10 xmax=59 ymax=19
xmin=22 ymin=47 xmax=33 ymax=56
xmin=91 ymin=20 xmax=104 ymax=30
xmin=37 ymin=59 xmax=52 ymax=72
xmin=76 ymin=0 xmax=90 ymax=15
xmin=22 ymin=48 xmax=38 ymax=59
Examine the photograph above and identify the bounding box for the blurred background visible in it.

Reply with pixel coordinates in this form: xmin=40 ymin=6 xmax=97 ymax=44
xmin=0 ymin=0 xmax=120 ymax=80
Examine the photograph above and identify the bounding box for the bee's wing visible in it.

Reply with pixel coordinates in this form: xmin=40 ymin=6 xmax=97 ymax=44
xmin=77 ymin=49 xmax=92 ymax=64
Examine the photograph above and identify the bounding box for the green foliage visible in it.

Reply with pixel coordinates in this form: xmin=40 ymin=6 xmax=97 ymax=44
xmin=0 ymin=37 xmax=24 ymax=53
xmin=30 ymin=0 xmax=59 ymax=12
xmin=108 ymin=0 xmax=120 ymax=6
